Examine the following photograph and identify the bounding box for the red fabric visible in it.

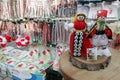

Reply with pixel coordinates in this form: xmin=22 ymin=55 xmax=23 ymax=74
xmin=97 ymin=10 xmax=108 ymax=18
xmin=42 ymin=23 xmax=47 ymax=45
xmin=69 ymin=19 xmax=92 ymax=57
xmin=104 ymin=28 xmax=112 ymax=37
xmin=69 ymin=32 xmax=92 ymax=57
xmin=69 ymin=32 xmax=75 ymax=56
xmin=74 ymin=20 xmax=86 ymax=30
xmin=81 ymin=32 xmax=92 ymax=57
xmin=89 ymin=28 xmax=97 ymax=37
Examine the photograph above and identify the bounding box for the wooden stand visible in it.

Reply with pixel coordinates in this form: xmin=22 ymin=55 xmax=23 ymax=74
xmin=60 ymin=48 xmax=120 ymax=80
xmin=70 ymin=55 xmax=111 ymax=71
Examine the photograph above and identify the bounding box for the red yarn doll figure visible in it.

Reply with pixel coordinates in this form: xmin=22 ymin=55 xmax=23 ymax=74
xmin=69 ymin=13 xmax=92 ymax=57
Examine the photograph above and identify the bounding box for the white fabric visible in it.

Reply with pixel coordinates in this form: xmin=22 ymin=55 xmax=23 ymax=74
xmin=97 ymin=48 xmax=111 ymax=57
xmin=92 ymin=34 xmax=108 ymax=47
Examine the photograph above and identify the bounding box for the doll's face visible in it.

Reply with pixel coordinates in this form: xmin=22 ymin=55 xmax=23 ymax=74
xmin=98 ymin=16 xmax=105 ymax=23
xmin=77 ymin=15 xmax=85 ymax=21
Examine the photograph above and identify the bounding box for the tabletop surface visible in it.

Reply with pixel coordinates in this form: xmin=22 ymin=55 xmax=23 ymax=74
xmin=60 ymin=48 xmax=120 ymax=80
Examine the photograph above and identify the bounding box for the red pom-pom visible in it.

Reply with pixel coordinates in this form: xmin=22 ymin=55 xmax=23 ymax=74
xmin=74 ymin=20 xmax=86 ymax=30
xmin=5 ymin=35 xmax=11 ymax=42
xmin=42 ymin=50 xmax=46 ymax=55
xmin=1 ymin=44 xmax=6 ymax=48
xmin=12 ymin=38 xmax=16 ymax=41
xmin=16 ymin=42 xmax=21 ymax=46
xmin=25 ymin=36 xmax=30 ymax=40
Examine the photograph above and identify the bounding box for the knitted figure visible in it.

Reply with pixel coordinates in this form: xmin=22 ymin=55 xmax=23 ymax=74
xmin=69 ymin=13 xmax=92 ymax=57
xmin=87 ymin=10 xmax=112 ymax=49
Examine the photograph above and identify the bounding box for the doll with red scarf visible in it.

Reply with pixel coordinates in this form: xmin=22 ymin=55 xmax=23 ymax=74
xmin=69 ymin=13 xmax=92 ymax=57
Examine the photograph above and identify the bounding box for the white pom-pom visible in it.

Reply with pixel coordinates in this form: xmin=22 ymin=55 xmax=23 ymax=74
xmin=64 ymin=22 xmax=69 ymax=31
xmin=68 ymin=23 xmax=74 ymax=32
xmin=24 ymin=39 xmax=28 ymax=43
xmin=21 ymin=41 xmax=26 ymax=45
xmin=68 ymin=23 xmax=74 ymax=28
xmin=16 ymin=38 xmax=20 ymax=43
xmin=2 ymin=37 xmax=7 ymax=43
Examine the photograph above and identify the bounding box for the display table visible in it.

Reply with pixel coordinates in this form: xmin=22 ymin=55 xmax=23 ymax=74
xmin=0 ymin=46 xmax=53 ymax=80
xmin=60 ymin=48 xmax=120 ymax=80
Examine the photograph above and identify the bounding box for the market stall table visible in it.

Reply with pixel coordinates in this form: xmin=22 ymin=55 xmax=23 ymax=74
xmin=0 ymin=45 xmax=53 ymax=80
xmin=60 ymin=48 xmax=120 ymax=80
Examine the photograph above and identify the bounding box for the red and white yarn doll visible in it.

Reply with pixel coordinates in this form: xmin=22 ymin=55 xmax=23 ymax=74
xmin=87 ymin=10 xmax=112 ymax=49
xmin=69 ymin=13 xmax=92 ymax=57
xmin=15 ymin=35 xmax=30 ymax=48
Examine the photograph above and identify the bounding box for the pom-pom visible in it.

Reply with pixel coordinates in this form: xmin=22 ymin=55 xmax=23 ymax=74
xmin=5 ymin=35 xmax=11 ymax=42
xmin=21 ymin=41 xmax=26 ymax=46
xmin=25 ymin=36 xmax=30 ymax=40
xmin=2 ymin=37 xmax=7 ymax=43
xmin=16 ymin=41 xmax=21 ymax=46
xmin=12 ymin=38 xmax=16 ymax=41
xmin=64 ymin=22 xmax=69 ymax=31
xmin=21 ymin=38 xmax=25 ymax=42
xmin=24 ymin=39 xmax=28 ymax=43
xmin=26 ymin=41 xmax=29 ymax=45
xmin=1 ymin=44 xmax=6 ymax=48
xmin=68 ymin=23 xmax=74 ymax=29
xmin=74 ymin=20 xmax=86 ymax=30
